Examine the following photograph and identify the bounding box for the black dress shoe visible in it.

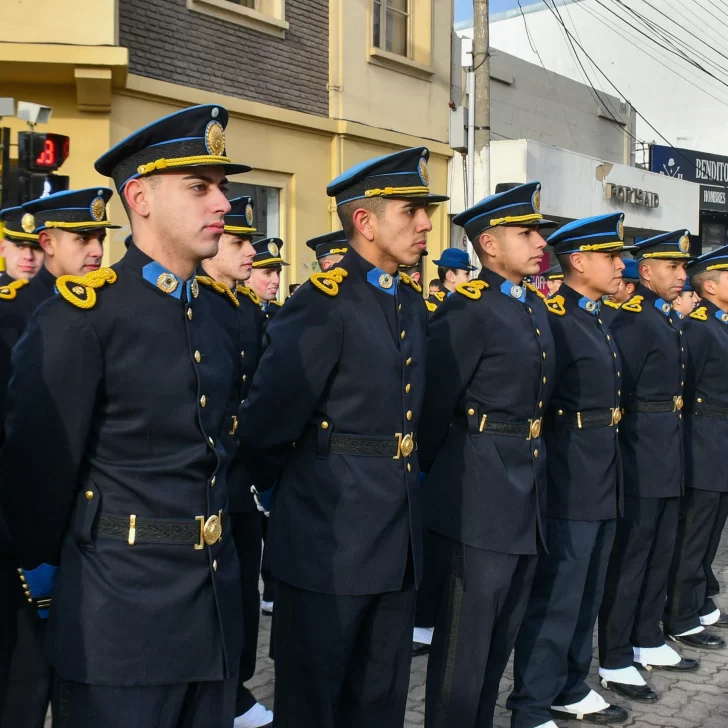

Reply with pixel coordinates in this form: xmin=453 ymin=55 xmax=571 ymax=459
xmin=601 ymin=681 xmax=658 ymax=703
xmin=412 ymin=641 xmax=430 ymax=657
xmin=654 ymin=657 xmax=700 ymax=672
xmin=551 ymin=704 xmax=629 ymax=724
xmin=670 ymin=630 xmax=726 ymax=650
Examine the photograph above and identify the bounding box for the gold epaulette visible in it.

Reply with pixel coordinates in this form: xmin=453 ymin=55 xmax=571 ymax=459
xmin=525 ymin=282 xmax=546 ymax=300
xmin=310 ymin=267 xmax=348 ymax=297
xmin=400 ymin=272 xmax=422 ymax=293
xmin=434 ymin=291 xmax=446 ymax=302
xmin=425 ymin=300 xmax=438 ymax=313
xmin=544 ymin=294 xmax=566 ymax=316
xmin=270 ymin=300 xmax=283 ymax=307
xmin=0 ymin=278 xmax=29 ymax=301
xmin=196 ymin=276 xmax=239 ymax=308
xmin=603 ymin=300 xmax=621 ymax=310
xmin=621 ymin=295 xmax=644 ymax=313
xmin=236 ymin=284 xmax=260 ymax=306
xmin=690 ymin=306 xmax=708 ymax=321
xmin=456 ymin=280 xmax=489 ymax=300
xmin=56 ymin=268 xmax=117 ymax=309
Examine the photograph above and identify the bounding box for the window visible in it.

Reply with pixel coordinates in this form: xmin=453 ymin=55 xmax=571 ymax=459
xmin=236 ymin=0 xmax=256 ymax=7
xmin=187 ymin=0 xmax=288 ymax=38
xmin=373 ymin=0 xmax=409 ymax=57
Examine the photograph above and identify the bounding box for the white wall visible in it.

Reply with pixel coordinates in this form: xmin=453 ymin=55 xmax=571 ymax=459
xmin=463 ymin=0 xmax=728 ymax=157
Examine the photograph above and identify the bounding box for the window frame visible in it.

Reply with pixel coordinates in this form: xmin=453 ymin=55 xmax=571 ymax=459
xmin=373 ymin=0 xmax=411 ymax=59
xmin=187 ymin=0 xmax=289 ymax=38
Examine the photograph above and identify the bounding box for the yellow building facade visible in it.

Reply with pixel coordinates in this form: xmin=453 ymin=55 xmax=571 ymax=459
xmin=0 ymin=0 xmax=453 ymax=287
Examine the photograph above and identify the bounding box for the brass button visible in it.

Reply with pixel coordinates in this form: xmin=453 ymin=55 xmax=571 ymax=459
xmin=468 ymin=408 xmax=475 ymax=416
xmin=533 ymin=449 xmax=539 ymax=457
xmin=407 ymin=411 xmax=413 ymax=421
xmin=240 ymin=351 xmax=245 ymax=359
xmin=542 ymin=377 xmax=547 ymax=384
xmin=211 ymin=476 xmax=216 ymax=487
xmin=200 ymin=395 xmax=207 ymax=407
xmin=613 ymin=353 xmax=617 ymax=359
xmin=405 ymin=384 xmax=411 ymax=393
xmin=213 ymin=560 xmax=218 ymax=571
xmin=242 ymin=374 xmax=247 ymax=382
xmin=536 ymin=328 xmax=541 ymax=336
xmin=697 ymin=398 xmax=703 ymax=403
xmin=406 ymin=358 xmax=412 ymax=366
xmin=407 ymin=463 xmax=412 ymax=472
xmin=682 ymin=364 xmax=685 ymax=369
xmin=681 ymin=347 xmax=684 ymax=352
xmin=558 ymin=409 xmax=564 ymax=415
xmin=681 ymin=381 xmax=684 ymax=386
xmin=398 ymin=304 xmax=402 ymax=312
xmin=194 ymin=350 xmax=201 ymax=363
xmin=539 ymin=401 xmax=543 ymax=409
xmin=321 ymin=421 xmax=329 ymax=429
xmin=598 ymin=318 xmax=603 ymax=325
xmin=528 ymin=307 xmax=533 ymax=314
xmin=187 ymin=308 xmax=193 ymax=320
xmin=607 ymin=335 xmax=611 ymax=341
xmin=618 ymin=372 xmax=621 ymax=377
xmin=618 ymin=390 xmax=621 ymax=396
xmin=400 ymin=331 xmax=406 ymax=340
xmin=85 ymin=490 xmax=94 ymax=501
xmin=680 ymin=330 xmax=684 ymax=336
xmin=542 ymin=352 xmax=547 ymax=360
xmin=208 ymin=437 xmax=214 ymax=447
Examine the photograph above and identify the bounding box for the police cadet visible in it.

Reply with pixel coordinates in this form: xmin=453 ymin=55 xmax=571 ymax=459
xmin=248 ymin=237 xmax=287 ymax=324
xmin=419 ymin=182 xmax=556 ymax=728
xmin=199 ymin=196 xmax=272 ymax=727
xmin=601 ymin=259 xmax=639 ymax=325
xmin=0 ymin=104 xmax=251 ymax=727
xmin=545 ymin=264 xmax=564 ymax=295
xmin=672 ymin=278 xmax=698 ymax=318
xmin=237 ymin=147 xmax=447 ymax=728
xmin=598 ymin=229 xmax=698 ymax=702
xmin=0 ymin=206 xmax=44 ymax=284
xmin=508 ymin=213 xmax=632 ymax=728
xmin=424 ymin=247 xmax=475 ymax=314
xmin=307 ymin=229 xmax=348 ymax=272
xmin=664 ymin=246 xmax=728 ymax=650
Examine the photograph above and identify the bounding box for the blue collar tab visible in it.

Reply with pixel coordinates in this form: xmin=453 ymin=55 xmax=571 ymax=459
xmin=654 ymin=297 xmax=672 ymax=317
xmin=366 ymin=267 xmax=399 ymax=296
xmin=578 ymin=296 xmax=601 ymax=315
xmin=716 ymin=309 xmax=728 ymax=325
xmin=142 ymin=261 xmax=193 ymax=300
xmin=500 ymin=279 xmax=526 ymax=303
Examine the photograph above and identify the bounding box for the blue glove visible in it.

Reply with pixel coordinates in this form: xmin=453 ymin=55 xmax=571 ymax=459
xmin=18 ymin=563 xmax=57 ymax=619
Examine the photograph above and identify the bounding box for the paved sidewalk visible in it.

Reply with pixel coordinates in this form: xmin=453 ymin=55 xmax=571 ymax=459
xmin=250 ymin=529 xmax=728 ymax=728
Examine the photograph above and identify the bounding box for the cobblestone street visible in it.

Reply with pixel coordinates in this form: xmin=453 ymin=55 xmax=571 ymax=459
xmin=247 ymin=528 xmax=728 ymax=728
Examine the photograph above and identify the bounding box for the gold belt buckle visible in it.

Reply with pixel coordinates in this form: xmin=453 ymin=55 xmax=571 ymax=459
xmin=195 ymin=511 xmax=223 ymax=550
xmin=400 ymin=434 xmax=415 ymax=457
xmin=527 ymin=417 xmax=542 ymax=440
xmin=229 ymin=415 xmax=238 ymax=435
xmin=673 ymin=395 xmax=684 ymax=412
xmin=611 ymin=408 xmax=622 ymax=426
xmin=479 ymin=414 xmax=488 ymax=432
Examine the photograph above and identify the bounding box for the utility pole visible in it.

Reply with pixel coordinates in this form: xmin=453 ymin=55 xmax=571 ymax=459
xmin=472 ymin=0 xmax=490 ymax=202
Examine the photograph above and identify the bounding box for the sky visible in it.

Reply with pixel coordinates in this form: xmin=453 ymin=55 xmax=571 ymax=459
xmin=454 ymin=0 xmax=540 ymax=23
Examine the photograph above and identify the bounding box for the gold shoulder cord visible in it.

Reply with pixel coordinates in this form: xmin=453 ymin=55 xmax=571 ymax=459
xmin=400 ymin=272 xmax=422 ymax=293
xmin=690 ymin=306 xmax=708 ymax=321
xmin=544 ymin=295 xmax=566 ymax=316
xmin=425 ymin=300 xmax=437 ymax=313
xmin=456 ymin=279 xmax=489 ymax=300
xmin=196 ymin=276 xmax=240 ymax=308
xmin=56 ymin=268 xmax=117 ymax=309
xmin=603 ymin=300 xmax=621 ymax=310
xmin=310 ymin=267 xmax=348 ymax=296
xmin=236 ymin=285 xmax=260 ymax=305
xmin=525 ymin=282 xmax=546 ymax=301
xmin=0 ymin=279 xmax=30 ymax=301
xmin=621 ymin=295 xmax=644 ymax=313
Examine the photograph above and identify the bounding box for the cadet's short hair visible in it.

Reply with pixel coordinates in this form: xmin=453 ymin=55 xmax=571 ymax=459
xmin=691 ymin=270 xmax=721 ymax=296
xmin=429 ymin=278 xmax=442 ymax=291
xmin=555 ymin=254 xmax=574 ymax=277
xmin=437 ymin=266 xmax=453 ymax=284
xmin=337 ymin=197 xmax=388 ymax=240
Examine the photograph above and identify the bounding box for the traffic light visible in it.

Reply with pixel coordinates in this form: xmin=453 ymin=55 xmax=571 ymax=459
xmin=16 ymin=131 xmax=70 ymax=204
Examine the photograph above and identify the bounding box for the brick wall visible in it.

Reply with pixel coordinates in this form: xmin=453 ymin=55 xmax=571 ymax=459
xmin=119 ymin=0 xmax=329 ymax=117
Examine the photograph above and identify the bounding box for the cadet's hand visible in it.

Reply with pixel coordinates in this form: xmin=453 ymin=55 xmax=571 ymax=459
xmin=251 ymin=485 xmax=272 ymax=516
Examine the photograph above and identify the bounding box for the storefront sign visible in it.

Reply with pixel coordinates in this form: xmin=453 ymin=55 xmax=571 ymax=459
xmin=605 ymin=183 xmax=659 ymax=208
xmin=700 ymin=185 xmax=728 ymax=213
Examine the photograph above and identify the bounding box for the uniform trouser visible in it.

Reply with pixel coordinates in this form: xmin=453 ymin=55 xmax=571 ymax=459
xmin=414 ymin=528 xmax=446 ymax=631
xmin=665 ymin=489 xmax=728 ymax=635
xmin=260 ymin=518 xmax=274 ymax=604
xmin=702 ymin=492 xmax=728 ymax=616
xmin=508 ymin=519 xmax=615 ymax=728
xmin=0 ymin=553 xmax=17 ymax=717
xmin=598 ymin=496 xmax=680 ymax=669
xmin=1 ymin=598 xmax=51 ymax=728
xmin=271 ymin=579 xmax=416 ymax=728
xmin=425 ymin=533 xmax=539 ymax=728
xmin=230 ymin=510 xmax=263 ymax=717
xmin=51 ymin=673 xmax=237 ymax=728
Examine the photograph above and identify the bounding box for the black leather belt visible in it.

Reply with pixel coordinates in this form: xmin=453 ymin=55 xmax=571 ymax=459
xmin=553 ymin=408 xmax=622 ymax=429
xmin=96 ymin=512 xmax=228 ymax=549
xmin=626 ymin=396 xmax=683 ymax=414
xmin=693 ymin=402 xmax=728 ymax=420
xmin=299 ymin=429 xmax=416 ymax=458
xmin=459 ymin=409 xmax=543 ymax=439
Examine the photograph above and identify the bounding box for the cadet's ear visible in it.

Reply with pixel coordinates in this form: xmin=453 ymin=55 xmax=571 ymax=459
xmin=37 ymin=230 xmax=55 ymax=256
xmin=478 ymin=231 xmax=497 ymax=258
xmin=352 ymin=207 xmax=375 ymax=242
xmin=124 ymin=178 xmax=152 ymax=220
xmin=569 ymin=252 xmax=585 ymax=274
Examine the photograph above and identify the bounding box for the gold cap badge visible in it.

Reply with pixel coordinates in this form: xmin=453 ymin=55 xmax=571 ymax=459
xmin=678 ymin=234 xmax=690 ymax=254
xmin=618 ymin=218 xmax=624 ymax=241
xmin=91 ymin=197 xmax=106 ymax=222
xmin=205 ymin=121 xmax=225 ymax=156
xmin=267 ymin=241 xmax=279 ymax=257
xmin=418 ymin=157 xmax=429 ymax=186
xmin=21 ymin=213 xmax=36 ymax=234
xmin=532 ymin=187 xmax=541 ymax=214
xmin=245 ymin=204 xmax=254 ymax=226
